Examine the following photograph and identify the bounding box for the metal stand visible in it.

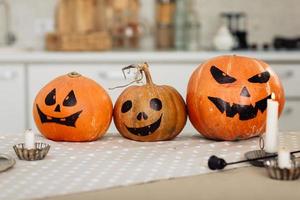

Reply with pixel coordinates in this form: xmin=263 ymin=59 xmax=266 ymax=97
xmin=244 ymin=150 xmax=276 ymax=167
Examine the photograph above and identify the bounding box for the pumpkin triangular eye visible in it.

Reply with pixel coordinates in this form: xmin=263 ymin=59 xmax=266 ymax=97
xmin=63 ymin=90 xmax=77 ymax=107
xmin=45 ymin=88 xmax=56 ymax=106
xmin=210 ymin=66 xmax=236 ymax=84
xmin=248 ymin=71 xmax=270 ymax=83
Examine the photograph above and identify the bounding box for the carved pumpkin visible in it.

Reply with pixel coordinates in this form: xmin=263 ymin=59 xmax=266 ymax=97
xmin=33 ymin=72 xmax=113 ymax=142
xmin=187 ymin=55 xmax=285 ymax=141
xmin=113 ymin=63 xmax=187 ymax=142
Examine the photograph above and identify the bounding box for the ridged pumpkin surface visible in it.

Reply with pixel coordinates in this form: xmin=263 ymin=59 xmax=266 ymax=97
xmin=114 ymin=63 xmax=187 ymax=142
xmin=33 ymin=72 xmax=113 ymax=142
xmin=186 ymin=55 xmax=285 ymax=141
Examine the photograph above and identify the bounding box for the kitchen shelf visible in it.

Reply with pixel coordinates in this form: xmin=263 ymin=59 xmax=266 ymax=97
xmin=0 ymin=50 xmax=300 ymax=64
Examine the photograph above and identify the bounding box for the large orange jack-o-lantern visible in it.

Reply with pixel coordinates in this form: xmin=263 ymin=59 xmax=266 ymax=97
xmin=114 ymin=63 xmax=187 ymax=142
xmin=33 ymin=72 xmax=113 ymax=142
xmin=187 ymin=55 xmax=285 ymax=141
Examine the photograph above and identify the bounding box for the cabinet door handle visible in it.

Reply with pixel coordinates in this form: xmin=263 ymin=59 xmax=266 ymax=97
xmin=0 ymin=71 xmax=16 ymax=80
xmin=282 ymin=107 xmax=293 ymax=116
xmin=98 ymin=71 xmax=136 ymax=80
xmin=98 ymin=71 xmax=125 ymax=80
xmin=278 ymin=70 xmax=294 ymax=79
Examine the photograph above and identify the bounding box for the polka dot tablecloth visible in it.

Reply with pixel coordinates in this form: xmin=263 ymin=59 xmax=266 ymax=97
xmin=0 ymin=132 xmax=299 ymax=200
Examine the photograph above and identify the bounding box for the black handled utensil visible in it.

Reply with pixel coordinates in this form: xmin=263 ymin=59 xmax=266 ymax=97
xmin=208 ymin=150 xmax=300 ymax=170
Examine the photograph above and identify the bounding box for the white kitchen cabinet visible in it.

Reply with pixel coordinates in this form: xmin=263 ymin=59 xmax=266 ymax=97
xmin=147 ymin=63 xmax=197 ymax=133
xmin=149 ymin=63 xmax=196 ymax=97
xmin=28 ymin=64 xmax=126 ymax=103
xmin=27 ymin=63 xmax=197 ymax=134
xmin=27 ymin=61 xmax=300 ymax=135
xmin=272 ymin=64 xmax=300 ymax=131
xmin=279 ymin=100 xmax=300 ymax=131
xmin=0 ymin=64 xmax=25 ymax=133
xmin=0 ymin=51 xmax=296 ymax=135
xmin=271 ymin=64 xmax=300 ymax=97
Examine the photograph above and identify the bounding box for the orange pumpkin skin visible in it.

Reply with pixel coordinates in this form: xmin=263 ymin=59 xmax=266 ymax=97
xmin=33 ymin=72 xmax=113 ymax=142
xmin=187 ymin=55 xmax=285 ymax=141
xmin=113 ymin=63 xmax=187 ymax=142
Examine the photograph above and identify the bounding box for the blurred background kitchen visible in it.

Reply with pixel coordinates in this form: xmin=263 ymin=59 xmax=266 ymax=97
xmin=0 ymin=0 xmax=299 ymax=134
xmin=1 ymin=0 xmax=299 ymax=51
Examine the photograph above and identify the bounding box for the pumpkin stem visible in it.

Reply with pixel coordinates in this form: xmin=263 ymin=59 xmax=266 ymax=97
xmin=140 ymin=62 xmax=154 ymax=85
xmin=109 ymin=62 xmax=153 ymax=90
xmin=68 ymin=72 xmax=82 ymax=78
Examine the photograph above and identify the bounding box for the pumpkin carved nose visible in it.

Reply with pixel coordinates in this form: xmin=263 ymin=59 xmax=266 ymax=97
xmin=54 ymin=104 xmax=61 ymax=112
xmin=137 ymin=112 xmax=148 ymax=121
xmin=240 ymin=86 xmax=251 ymax=97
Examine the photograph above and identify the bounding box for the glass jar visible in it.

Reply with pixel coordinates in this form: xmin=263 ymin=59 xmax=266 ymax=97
xmin=185 ymin=0 xmax=201 ymax=51
xmin=156 ymin=24 xmax=175 ymax=49
xmin=174 ymin=0 xmax=187 ymax=50
xmin=155 ymin=0 xmax=176 ymax=49
xmin=156 ymin=0 xmax=176 ymax=25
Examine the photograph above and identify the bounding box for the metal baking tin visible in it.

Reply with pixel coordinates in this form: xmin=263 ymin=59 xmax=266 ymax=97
xmin=13 ymin=143 xmax=50 ymax=161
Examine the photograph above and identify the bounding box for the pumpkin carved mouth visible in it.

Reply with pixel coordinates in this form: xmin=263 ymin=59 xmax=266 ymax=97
xmin=208 ymin=94 xmax=271 ymax=120
xmin=125 ymin=114 xmax=163 ymax=136
xmin=36 ymin=104 xmax=82 ymax=127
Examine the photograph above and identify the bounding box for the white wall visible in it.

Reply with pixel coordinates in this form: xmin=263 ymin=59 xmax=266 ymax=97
xmin=197 ymin=0 xmax=300 ymax=49
xmin=8 ymin=0 xmax=57 ymax=49
xmin=4 ymin=0 xmax=300 ymax=50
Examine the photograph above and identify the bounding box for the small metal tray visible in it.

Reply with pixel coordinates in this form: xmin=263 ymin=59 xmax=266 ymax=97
xmin=0 ymin=154 xmax=16 ymax=172
xmin=244 ymin=150 xmax=276 ymax=167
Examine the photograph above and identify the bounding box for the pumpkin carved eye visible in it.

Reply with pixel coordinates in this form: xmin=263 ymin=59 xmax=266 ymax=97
xmin=45 ymin=88 xmax=56 ymax=106
xmin=63 ymin=90 xmax=77 ymax=107
xmin=248 ymin=71 xmax=270 ymax=83
xmin=210 ymin=66 xmax=236 ymax=84
xmin=150 ymin=98 xmax=162 ymax=111
xmin=187 ymin=55 xmax=285 ymax=141
xmin=121 ymin=100 xmax=132 ymax=113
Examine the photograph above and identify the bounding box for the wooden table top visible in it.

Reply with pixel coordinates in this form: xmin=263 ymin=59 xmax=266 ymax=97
xmin=45 ymin=166 xmax=300 ymax=200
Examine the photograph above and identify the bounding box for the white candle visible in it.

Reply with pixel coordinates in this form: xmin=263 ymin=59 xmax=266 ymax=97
xmin=24 ymin=129 xmax=35 ymax=149
xmin=278 ymin=147 xmax=292 ymax=169
xmin=264 ymin=93 xmax=279 ymax=153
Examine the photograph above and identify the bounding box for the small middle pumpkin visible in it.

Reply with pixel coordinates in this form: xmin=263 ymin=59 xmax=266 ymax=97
xmin=113 ymin=63 xmax=187 ymax=142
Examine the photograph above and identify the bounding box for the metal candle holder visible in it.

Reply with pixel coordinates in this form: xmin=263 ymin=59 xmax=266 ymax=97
xmin=264 ymin=158 xmax=300 ymax=180
xmin=13 ymin=143 xmax=50 ymax=161
xmin=243 ymin=136 xmax=276 ymax=167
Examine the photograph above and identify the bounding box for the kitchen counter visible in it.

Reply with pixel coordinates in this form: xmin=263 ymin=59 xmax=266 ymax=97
xmin=45 ymin=166 xmax=300 ymax=200
xmin=0 ymin=50 xmax=300 ymax=64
